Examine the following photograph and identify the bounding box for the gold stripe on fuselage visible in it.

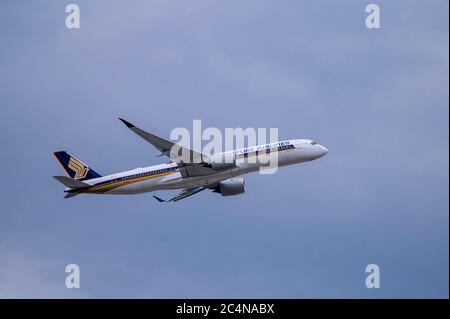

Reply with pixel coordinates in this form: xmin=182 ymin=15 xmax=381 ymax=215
xmin=87 ymin=170 xmax=176 ymax=193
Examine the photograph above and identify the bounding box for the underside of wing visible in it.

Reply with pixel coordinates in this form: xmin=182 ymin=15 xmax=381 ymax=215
xmin=153 ymin=186 xmax=207 ymax=202
xmin=152 ymin=177 xmax=246 ymax=203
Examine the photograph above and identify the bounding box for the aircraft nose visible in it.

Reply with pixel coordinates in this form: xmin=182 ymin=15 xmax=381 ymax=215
xmin=318 ymin=145 xmax=328 ymax=158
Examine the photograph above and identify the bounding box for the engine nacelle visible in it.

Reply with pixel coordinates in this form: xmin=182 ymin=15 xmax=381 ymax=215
xmin=208 ymin=153 xmax=236 ymax=171
xmin=213 ymin=178 xmax=246 ymax=196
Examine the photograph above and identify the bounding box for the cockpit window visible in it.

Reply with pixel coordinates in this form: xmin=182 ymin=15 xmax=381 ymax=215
xmin=310 ymin=141 xmax=317 ymax=145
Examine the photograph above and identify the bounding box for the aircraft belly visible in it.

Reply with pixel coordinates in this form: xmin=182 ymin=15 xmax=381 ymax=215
xmin=102 ymin=169 xmax=240 ymax=194
xmin=105 ymin=176 xmax=162 ymax=194
xmin=280 ymin=149 xmax=308 ymax=165
xmin=105 ymin=183 xmax=147 ymax=194
xmin=160 ymin=170 xmax=237 ymax=189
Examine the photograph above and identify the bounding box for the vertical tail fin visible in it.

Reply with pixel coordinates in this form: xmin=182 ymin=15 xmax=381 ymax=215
xmin=53 ymin=151 xmax=102 ymax=181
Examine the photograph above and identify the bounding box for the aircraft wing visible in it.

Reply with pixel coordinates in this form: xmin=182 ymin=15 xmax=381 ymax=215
xmin=119 ymin=118 xmax=207 ymax=164
xmin=153 ymin=186 xmax=207 ymax=202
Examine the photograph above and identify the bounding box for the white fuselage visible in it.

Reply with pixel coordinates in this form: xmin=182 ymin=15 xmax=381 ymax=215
xmin=78 ymin=139 xmax=328 ymax=195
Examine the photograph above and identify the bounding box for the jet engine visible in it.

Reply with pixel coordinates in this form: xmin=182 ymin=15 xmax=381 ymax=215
xmin=213 ymin=178 xmax=246 ymax=196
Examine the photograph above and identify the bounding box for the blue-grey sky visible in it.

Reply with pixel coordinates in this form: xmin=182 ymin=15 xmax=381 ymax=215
xmin=0 ymin=0 xmax=448 ymax=298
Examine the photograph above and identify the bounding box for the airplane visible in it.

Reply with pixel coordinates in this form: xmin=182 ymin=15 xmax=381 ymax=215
xmin=52 ymin=118 xmax=328 ymax=202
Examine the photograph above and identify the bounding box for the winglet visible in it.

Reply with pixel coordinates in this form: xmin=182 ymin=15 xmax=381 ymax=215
xmin=118 ymin=118 xmax=135 ymax=128
xmin=152 ymin=195 xmax=166 ymax=203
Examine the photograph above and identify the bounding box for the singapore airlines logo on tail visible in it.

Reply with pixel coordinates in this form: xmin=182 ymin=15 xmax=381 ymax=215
xmin=68 ymin=157 xmax=89 ymax=179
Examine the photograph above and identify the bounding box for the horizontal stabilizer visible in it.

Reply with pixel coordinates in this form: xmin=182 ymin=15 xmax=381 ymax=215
xmin=53 ymin=176 xmax=90 ymax=189
xmin=64 ymin=192 xmax=81 ymax=199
